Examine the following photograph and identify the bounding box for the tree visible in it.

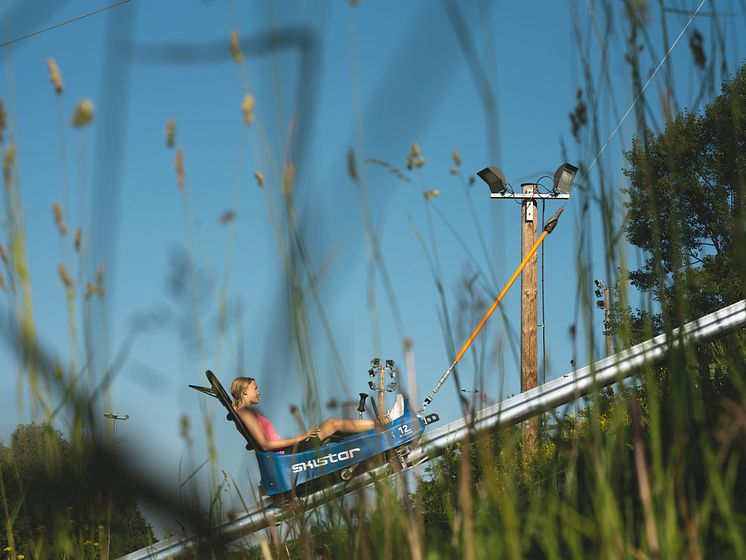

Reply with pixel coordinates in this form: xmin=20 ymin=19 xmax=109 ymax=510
xmin=621 ymin=63 xmax=746 ymax=339
xmin=0 ymin=423 xmax=154 ymax=559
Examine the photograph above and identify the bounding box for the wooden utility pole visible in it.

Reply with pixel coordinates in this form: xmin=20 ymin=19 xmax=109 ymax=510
xmin=521 ymin=184 xmax=539 ymax=453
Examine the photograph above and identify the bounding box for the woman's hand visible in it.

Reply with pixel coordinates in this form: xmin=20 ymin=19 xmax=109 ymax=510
xmin=303 ymin=426 xmax=320 ymax=440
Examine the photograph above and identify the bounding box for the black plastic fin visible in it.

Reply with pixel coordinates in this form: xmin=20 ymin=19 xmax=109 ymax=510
xmin=189 ymin=384 xmax=218 ymax=398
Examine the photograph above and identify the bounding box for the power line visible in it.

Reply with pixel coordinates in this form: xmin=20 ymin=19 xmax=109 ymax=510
xmin=566 ymin=0 xmax=707 ymax=200
xmin=0 ymin=0 xmax=131 ymax=49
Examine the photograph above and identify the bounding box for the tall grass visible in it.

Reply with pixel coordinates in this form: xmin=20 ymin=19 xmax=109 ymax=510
xmin=1 ymin=1 xmax=746 ymax=558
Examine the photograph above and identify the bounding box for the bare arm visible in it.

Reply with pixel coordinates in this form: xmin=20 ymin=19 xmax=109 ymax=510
xmin=236 ymin=408 xmax=318 ymax=452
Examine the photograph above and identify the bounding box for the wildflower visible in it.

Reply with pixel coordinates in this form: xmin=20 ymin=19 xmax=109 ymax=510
xmin=241 ymin=94 xmax=255 ymax=125
xmin=282 ymin=160 xmax=295 ymax=196
xmin=165 ymin=118 xmax=176 ymax=148
xmin=253 ymin=170 xmax=265 ymax=188
xmin=347 ymin=148 xmax=358 ymax=181
xmin=230 ymin=31 xmax=243 ymax=64
xmin=3 ymin=143 xmax=15 ymax=187
xmin=17 ymin=555 xmax=25 ymax=559
xmin=219 ymin=210 xmax=235 ymax=224
xmin=423 ymin=189 xmax=440 ymax=200
xmin=3 ymin=546 xmax=11 ymax=552
xmin=47 ymin=58 xmax=63 ymax=94
xmin=452 ymin=148 xmax=461 ymax=166
xmin=175 ymin=149 xmax=185 ymax=189
xmin=74 ymin=227 xmax=82 ymax=252
xmin=0 ymin=99 xmax=6 ymax=143
xmin=52 ymin=202 xmax=68 ymax=236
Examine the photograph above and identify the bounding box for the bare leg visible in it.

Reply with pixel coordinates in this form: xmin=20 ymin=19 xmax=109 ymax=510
xmin=317 ymin=418 xmax=376 ymax=441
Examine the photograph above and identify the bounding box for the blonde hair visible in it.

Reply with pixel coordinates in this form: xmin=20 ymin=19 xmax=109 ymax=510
xmin=230 ymin=376 xmax=255 ymax=409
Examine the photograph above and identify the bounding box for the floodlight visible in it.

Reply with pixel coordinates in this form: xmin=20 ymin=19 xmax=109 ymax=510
xmin=594 ymin=279 xmax=604 ymax=288
xmin=368 ymin=368 xmax=375 ymax=377
xmin=552 ymin=163 xmax=578 ymax=194
xmin=596 ymin=300 xmax=605 ymax=309
xmin=371 ymin=357 xmax=380 ymax=367
xmin=594 ymin=288 xmax=604 ymax=299
xmin=477 ymin=166 xmax=507 ymax=195
xmin=385 ymin=359 xmax=394 ymax=368
xmin=368 ymin=381 xmax=376 ymax=390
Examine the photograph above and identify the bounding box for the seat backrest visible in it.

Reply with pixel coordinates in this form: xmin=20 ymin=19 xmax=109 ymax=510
xmin=191 ymin=370 xmax=258 ymax=452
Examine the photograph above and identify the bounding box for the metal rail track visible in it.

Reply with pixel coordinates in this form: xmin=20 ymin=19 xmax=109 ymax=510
xmin=119 ymin=299 xmax=746 ymax=559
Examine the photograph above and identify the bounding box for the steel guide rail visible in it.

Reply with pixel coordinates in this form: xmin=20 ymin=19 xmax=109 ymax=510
xmin=119 ymin=299 xmax=745 ymax=560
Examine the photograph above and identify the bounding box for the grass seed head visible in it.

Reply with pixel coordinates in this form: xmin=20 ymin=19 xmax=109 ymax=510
xmin=0 ymin=99 xmax=6 ymax=143
xmin=84 ymin=281 xmax=96 ymax=301
xmin=3 ymin=143 xmax=15 ymax=187
xmin=230 ymin=30 xmax=243 ymax=64
xmin=166 ymin=118 xmax=176 ymax=148
xmin=58 ymin=263 xmax=73 ymax=290
xmin=0 ymin=271 xmax=6 ymax=293
xmin=406 ymin=142 xmax=425 ymax=170
xmin=424 ymin=189 xmax=440 ymax=200
xmin=347 ymin=148 xmax=358 ymax=181
xmin=0 ymin=243 xmax=7 ymax=266
xmin=52 ymin=202 xmax=68 ymax=236
xmin=47 ymin=58 xmax=64 ymax=95
xmin=242 ymin=94 xmax=255 ymax=125
xmin=71 ymin=98 xmax=94 ymax=128
xmin=253 ymin=170 xmax=265 ymax=188
xmin=175 ymin=149 xmax=185 ymax=189
xmin=220 ymin=210 xmax=235 ymax=224
xmin=74 ymin=228 xmax=82 ymax=252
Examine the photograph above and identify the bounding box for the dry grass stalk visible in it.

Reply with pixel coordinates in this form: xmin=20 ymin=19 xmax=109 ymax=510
xmin=175 ymin=149 xmax=185 ymax=189
xmin=282 ymin=160 xmax=295 ymax=196
xmin=52 ymin=202 xmax=68 ymax=236
xmin=74 ymin=228 xmax=82 ymax=252
xmin=71 ymin=99 xmax=94 ymax=128
xmin=165 ymin=118 xmax=176 ymax=148
xmin=47 ymin=58 xmax=64 ymax=95
xmin=241 ymin=94 xmax=255 ymax=125
xmin=230 ymin=31 xmax=243 ymax=64
xmin=423 ymin=189 xmax=440 ymax=200
xmin=0 ymin=270 xmax=6 ymax=292
xmin=0 ymin=242 xmax=8 ymax=267
xmin=452 ymin=147 xmax=461 ymax=166
xmin=253 ymin=170 xmax=265 ymax=187
xmin=631 ymin=391 xmax=660 ymax=556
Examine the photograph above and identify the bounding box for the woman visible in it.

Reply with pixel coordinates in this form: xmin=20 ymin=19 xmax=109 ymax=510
xmin=230 ymin=376 xmax=404 ymax=452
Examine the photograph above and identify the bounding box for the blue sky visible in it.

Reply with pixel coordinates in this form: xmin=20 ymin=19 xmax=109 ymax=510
xmin=2 ymin=0 xmax=745 ymax=533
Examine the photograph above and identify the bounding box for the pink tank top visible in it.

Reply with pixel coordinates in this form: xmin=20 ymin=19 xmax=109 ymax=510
xmin=254 ymin=412 xmax=282 ymax=442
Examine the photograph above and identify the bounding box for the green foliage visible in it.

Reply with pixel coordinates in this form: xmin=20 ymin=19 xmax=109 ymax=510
xmin=0 ymin=423 xmax=154 ymax=559
xmin=622 ymin=64 xmax=746 ymax=335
